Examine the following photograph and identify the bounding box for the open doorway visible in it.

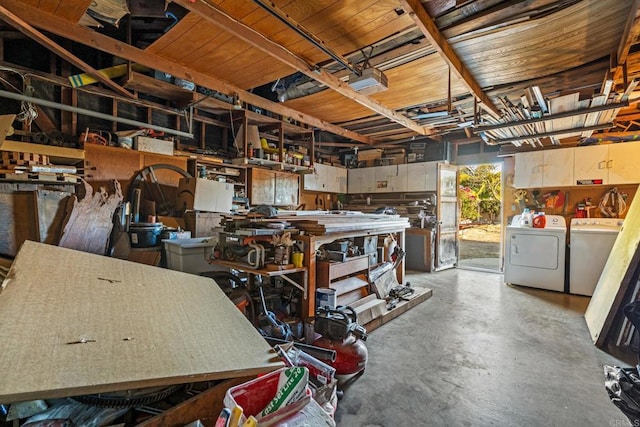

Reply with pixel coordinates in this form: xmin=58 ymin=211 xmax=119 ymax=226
xmin=457 ymin=163 xmax=503 ymax=272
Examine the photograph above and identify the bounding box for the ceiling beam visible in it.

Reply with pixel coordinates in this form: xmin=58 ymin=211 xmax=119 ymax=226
xmin=0 ymin=0 xmax=373 ymax=144
xmin=613 ymin=0 xmax=640 ymax=82
xmin=0 ymin=5 xmax=135 ymax=99
xmin=399 ymin=0 xmax=501 ymax=117
xmin=175 ymin=0 xmax=430 ymax=136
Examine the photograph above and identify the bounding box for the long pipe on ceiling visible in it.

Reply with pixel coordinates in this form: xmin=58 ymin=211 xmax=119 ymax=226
xmin=0 ymin=89 xmax=194 ymax=139
xmin=251 ymin=0 xmax=360 ymax=75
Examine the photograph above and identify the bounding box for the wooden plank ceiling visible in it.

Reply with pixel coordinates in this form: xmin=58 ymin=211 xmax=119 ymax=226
xmin=0 ymin=0 xmax=639 ymax=147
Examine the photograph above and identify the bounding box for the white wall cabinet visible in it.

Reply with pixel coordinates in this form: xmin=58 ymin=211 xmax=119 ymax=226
xmin=514 ymin=151 xmax=543 ymax=188
xmin=405 ymin=162 xmax=438 ymax=192
xmin=574 ymin=145 xmax=610 ymax=185
xmin=304 ymin=163 xmax=347 ymax=193
xmin=348 ymin=167 xmax=376 ymax=194
xmin=605 ymin=143 xmax=640 ymax=184
xmin=574 ymin=142 xmax=640 ymax=185
xmin=514 ymin=142 xmax=640 ymax=188
xmin=348 ymin=162 xmax=438 ymax=193
xmin=374 ymin=164 xmax=407 ymax=193
xmin=514 ymin=148 xmax=574 ymax=188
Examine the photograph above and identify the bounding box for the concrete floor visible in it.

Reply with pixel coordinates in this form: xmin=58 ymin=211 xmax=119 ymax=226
xmin=334 ymin=268 xmax=626 ymax=426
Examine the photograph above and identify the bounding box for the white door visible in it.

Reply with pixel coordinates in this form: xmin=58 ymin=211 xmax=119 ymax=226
xmin=435 ymin=163 xmax=458 ymax=271
xmin=514 ymin=151 xmax=543 ymax=188
xmin=542 ymin=148 xmax=574 ymax=187
xmin=574 ymin=145 xmax=609 ymax=185
xmin=608 ymin=142 xmax=640 ymax=185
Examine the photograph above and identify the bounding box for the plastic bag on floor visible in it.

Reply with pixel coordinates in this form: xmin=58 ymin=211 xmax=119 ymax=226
xmin=605 ymin=300 xmax=640 ymax=424
xmin=605 ymin=365 xmax=640 ymax=423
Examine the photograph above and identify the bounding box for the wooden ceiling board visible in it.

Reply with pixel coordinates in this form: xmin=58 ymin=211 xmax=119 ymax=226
xmin=452 ymin=0 xmax=632 ymax=87
xmin=284 ymin=54 xmax=469 ymax=123
xmin=55 ymin=0 xmax=94 ymax=23
xmin=147 ymin=12 xmax=202 ymax=53
xmin=36 ymin=0 xmax=59 ymax=14
xmin=19 ymin=0 xmax=91 ymax=22
xmin=0 ymin=241 xmax=282 ymax=403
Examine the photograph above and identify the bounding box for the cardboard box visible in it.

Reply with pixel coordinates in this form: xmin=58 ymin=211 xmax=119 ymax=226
xmin=184 ymin=211 xmax=224 ymax=237
xmin=177 ymin=178 xmax=233 ymax=213
xmin=134 ymin=136 xmax=174 ymax=156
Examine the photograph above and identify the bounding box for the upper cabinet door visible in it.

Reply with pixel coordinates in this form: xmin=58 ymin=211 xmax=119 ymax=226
xmin=336 ymin=167 xmax=348 ymax=193
xmin=303 ymin=165 xmax=319 ymax=191
xmin=608 ymin=142 xmax=640 ymax=185
xmin=514 ymin=151 xmax=543 ymax=188
xmin=574 ymin=145 xmax=609 ymax=185
xmin=348 ymin=168 xmax=375 ymax=193
xmin=542 ymin=148 xmax=574 ymax=187
xmin=374 ymin=165 xmax=406 ymax=192
xmin=405 ymin=162 xmax=437 ymax=192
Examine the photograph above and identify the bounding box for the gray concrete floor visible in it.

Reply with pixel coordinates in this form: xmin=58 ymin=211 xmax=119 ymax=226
xmin=334 ymin=268 xmax=626 ymax=426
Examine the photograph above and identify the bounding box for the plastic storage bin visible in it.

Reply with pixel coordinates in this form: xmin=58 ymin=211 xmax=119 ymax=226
xmin=162 ymin=237 xmax=217 ymax=274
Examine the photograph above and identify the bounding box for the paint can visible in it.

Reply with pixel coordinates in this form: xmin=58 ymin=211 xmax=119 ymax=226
xmin=315 ymin=288 xmax=337 ymax=311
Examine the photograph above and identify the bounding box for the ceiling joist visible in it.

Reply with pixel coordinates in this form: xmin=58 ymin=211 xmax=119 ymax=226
xmin=0 ymin=0 xmax=373 ymax=144
xmin=175 ymin=0 xmax=430 ymax=137
xmin=0 ymin=5 xmax=135 ymax=100
xmin=613 ymin=0 xmax=640 ymax=82
xmin=399 ymin=0 xmax=501 ymax=117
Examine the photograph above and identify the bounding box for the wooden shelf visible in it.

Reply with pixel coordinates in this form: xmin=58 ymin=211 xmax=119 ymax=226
xmin=122 ymin=72 xmax=194 ymax=107
xmin=0 ymin=140 xmax=84 ymax=164
xmin=234 ymin=157 xmax=312 ymax=173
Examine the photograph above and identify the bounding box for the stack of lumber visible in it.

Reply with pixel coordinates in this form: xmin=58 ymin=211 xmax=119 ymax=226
xmin=0 ymin=150 xmax=78 ymax=183
xmin=275 ymin=212 xmax=410 ymax=234
xmin=476 ymin=80 xmax=637 ymax=147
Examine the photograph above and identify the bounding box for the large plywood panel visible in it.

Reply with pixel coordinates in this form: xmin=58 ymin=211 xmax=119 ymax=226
xmin=0 ymin=241 xmax=282 ymax=403
xmin=586 ymin=185 xmax=640 ymax=345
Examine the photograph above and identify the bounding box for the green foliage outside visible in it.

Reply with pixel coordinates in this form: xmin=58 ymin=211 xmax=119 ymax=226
xmin=459 ymin=164 xmax=502 ymax=223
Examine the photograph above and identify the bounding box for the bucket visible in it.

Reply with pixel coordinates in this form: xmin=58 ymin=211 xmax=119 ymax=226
xmin=129 ymin=222 xmax=163 ymax=248
xmin=316 ymin=288 xmax=336 ymax=311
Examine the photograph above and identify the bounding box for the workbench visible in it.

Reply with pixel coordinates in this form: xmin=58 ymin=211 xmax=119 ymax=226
xmin=298 ymin=224 xmax=409 ymax=318
xmin=208 ymin=259 xmax=308 ymax=299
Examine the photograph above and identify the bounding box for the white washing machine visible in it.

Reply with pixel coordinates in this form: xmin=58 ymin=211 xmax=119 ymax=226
xmin=569 ymin=218 xmax=623 ymax=296
xmin=504 ymin=215 xmax=567 ymax=292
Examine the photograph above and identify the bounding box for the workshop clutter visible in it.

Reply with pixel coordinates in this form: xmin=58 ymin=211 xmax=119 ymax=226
xmin=223 ymin=365 xmax=336 ymax=426
xmin=0 ymin=150 xmax=79 ymax=183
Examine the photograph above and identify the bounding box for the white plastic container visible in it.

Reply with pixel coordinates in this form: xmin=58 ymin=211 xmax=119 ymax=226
xmin=162 ymin=237 xmax=217 ymax=274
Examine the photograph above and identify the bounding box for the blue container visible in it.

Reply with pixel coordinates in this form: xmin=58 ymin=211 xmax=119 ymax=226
xmin=129 ymin=222 xmax=163 ymax=248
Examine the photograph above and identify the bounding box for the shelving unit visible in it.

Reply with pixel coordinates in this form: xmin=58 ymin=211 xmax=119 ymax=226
xmin=186 ymin=156 xmax=248 ymax=199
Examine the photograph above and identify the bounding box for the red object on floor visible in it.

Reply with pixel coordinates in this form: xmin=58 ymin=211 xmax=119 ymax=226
xmin=312 ymin=335 xmax=368 ymax=375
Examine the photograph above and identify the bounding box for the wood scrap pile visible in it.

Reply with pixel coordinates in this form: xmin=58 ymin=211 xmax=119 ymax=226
xmin=476 ymin=80 xmax=638 ymax=147
xmin=276 ymin=212 xmax=410 ymax=235
xmin=0 ymin=150 xmax=79 ymax=183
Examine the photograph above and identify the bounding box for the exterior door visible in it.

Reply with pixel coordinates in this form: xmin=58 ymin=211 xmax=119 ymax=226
xmin=435 ymin=163 xmax=458 ymax=271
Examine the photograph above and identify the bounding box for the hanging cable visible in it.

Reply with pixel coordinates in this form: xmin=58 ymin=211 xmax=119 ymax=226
xmin=0 ymin=67 xmax=38 ymax=126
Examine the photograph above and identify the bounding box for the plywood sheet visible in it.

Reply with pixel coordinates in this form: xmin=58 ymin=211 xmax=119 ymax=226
xmin=586 ymin=184 xmax=640 ymax=345
xmin=0 ymin=241 xmax=282 ymax=403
